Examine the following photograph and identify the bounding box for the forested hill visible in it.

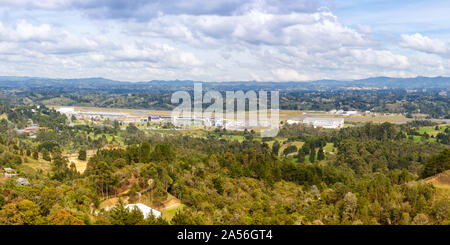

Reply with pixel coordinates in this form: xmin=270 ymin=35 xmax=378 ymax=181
xmin=0 ymin=76 xmax=449 ymax=92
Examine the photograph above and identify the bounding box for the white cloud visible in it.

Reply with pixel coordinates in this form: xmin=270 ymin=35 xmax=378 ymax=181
xmin=0 ymin=2 xmax=448 ymax=81
xmin=0 ymin=20 xmax=54 ymax=42
xmin=111 ymin=42 xmax=202 ymax=67
xmin=399 ymin=33 xmax=449 ymax=55
xmin=0 ymin=20 xmax=103 ymax=54
xmin=271 ymin=68 xmax=310 ymax=81
xmin=0 ymin=0 xmax=71 ymax=10
xmin=139 ymin=9 xmax=370 ymax=50
xmin=348 ymin=49 xmax=410 ymax=69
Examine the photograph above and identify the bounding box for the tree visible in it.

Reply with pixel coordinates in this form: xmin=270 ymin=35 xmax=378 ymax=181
xmin=432 ymin=199 xmax=450 ymax=224
xmin=342 ymin=192 xmax=358 ymax=221
xmin=413 ymin=213 xmax=429 ymax=225
xmin=297 ymin=149 xmax=305 ymax=163
xmin=52 ymin=146 xmax=62 ymax=160
xmin=0 ymin=200 xmax=44 ymax=225
xmin=400 ymin=212 xmax=411 ymax=225
xmin=51 ymin=157 xmax=73 ymax=181
xmin=113 ymin=120 xmax=120 ymax=133
xmin=283 ymin=145 xmax=298 ymax=156
xmin=0 ymin=194 xmax=5 ymax=208
xmin=309 ymin=148 xmax=316 ymax=163
xmin=42 ymin=148 xmax=51 ymax=161
xmin=32 ymin=150 xmax=39 ymax=160
xmin=49 ymin=209 xmax=85 ymax=225
xmin=272 ymin=141 xmax=280 ymax=156
xmin=140 ymin=142 xmax=151 ymax=163
xmin=212 ymin=177 xmax=224 ymax=195
xmin=108 ymin=200 xmax=144 ymax=225
xmin=86 ymin=160 xmax=118 ymax=198
xmin=150 ymin=143 xmax=175 ymax=162
xmin=78 ymin=149 xmax=87 ymax=161
xmin=317 ymin=147 xmax=325 ymax=161
xmin=421 ymin=148 xmax=450 ymax=178
xmin=39 ymin=187 xmax=61 ymax=216
xmin=128 ymin=182 xmax=140 ymax=197
xmin=171 ymin=210 xmax=197 ymax=225
xmin=301 ymin=143 xmax=311 ymax=155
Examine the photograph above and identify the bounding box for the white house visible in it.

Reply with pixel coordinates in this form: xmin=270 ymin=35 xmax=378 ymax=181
xmin=56 ymin=107 xmax=75 ymax=114
xmin=3 ymin=168 xmax=17 ymax=178
xmin=286 ymin=120 xmax=300 ymax=125
xmin=343 ymin=111 xmax=358 ymax=116
xmin=16 ymin=177 xmax=30 ymax=186
xmin=125 ymin=203 xmax=161 ymax=219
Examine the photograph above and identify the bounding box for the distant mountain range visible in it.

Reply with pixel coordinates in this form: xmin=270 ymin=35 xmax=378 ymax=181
xmin=0 ymin=76 xmax=449 ymax=92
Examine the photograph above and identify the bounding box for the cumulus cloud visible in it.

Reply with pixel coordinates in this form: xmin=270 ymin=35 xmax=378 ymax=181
xmin=112 ymin=42 xmax=202 ymax=67
xmin=347 ymin=49 xmax=409 ymax=69
xmin=139 ymin=9 xmax=369 ymax=49
xmin=0 ymin=20 xmax=53 ymax=42
xmin=399 ymin=33 xmax=450 ymax=56
xmin=0 ymin=20 xmax=105 ymax=55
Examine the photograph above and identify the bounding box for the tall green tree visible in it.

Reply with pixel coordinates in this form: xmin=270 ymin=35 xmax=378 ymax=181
xmin=140 ymin=142 xmax=151 ymax=163
xmin=309 ymin=148 xmax=316 ymax=163
xmin=421 ymin=148 xmax=450 ymax=178
xmin=42 ymin=148 xmax=51 ymax=161
xmin=272 ymin=141 xmax=280 ymax=156
xmin=317 ymin=147 xmax=325 ymax=161
xmin=78 ymin=149 xmax=87 ymax=161
xmin=297 ymin=149 xmax=305 ymax=163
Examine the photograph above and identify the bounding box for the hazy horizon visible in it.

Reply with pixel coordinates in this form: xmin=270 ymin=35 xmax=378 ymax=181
xmin=1 ymin=74 xmax=450 ymax=84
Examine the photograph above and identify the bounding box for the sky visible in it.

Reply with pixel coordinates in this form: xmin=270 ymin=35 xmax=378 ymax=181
xmin=0 ymin=0 xmax=449 ymax=82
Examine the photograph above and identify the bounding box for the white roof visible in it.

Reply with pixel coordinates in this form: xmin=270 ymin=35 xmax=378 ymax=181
xmin=125 ymin=203 xmax=161 ymax=219
xmin=16 ymin=177 xmax=30 ymax=185
xmin=303 ymin=117 xmax=344 ymax=123
xmin=57 ymin=107 xmax=75 ymax=113
xmin=286 ymin=120 xmax=300 ymax=125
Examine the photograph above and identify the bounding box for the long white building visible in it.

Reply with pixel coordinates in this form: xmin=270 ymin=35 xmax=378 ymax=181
xmin=303 ymin=117 xmax=344 ymax=129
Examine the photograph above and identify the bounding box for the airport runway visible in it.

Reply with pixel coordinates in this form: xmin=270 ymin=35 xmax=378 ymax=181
xmin=290 ymin=113 xmax=450 ymax=124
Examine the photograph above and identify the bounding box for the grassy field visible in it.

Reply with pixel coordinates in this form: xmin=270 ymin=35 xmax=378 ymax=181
xmin=323 ymin=143 xmax=336 ymax=153
xmin=161 ymin=204 xmax=185 ymax=221
xmin=407 ymin=124 xmax=449 ymax=143
xmin=221 ymin=135 xmax=245 ymax=142
xmin=279 ymin=141 xmax=304 ymax=156
xmin=416 ymin=124 xmax=449 ymax=136
xmin=21 ymin=157 xmax=52 ymax=173
xmin=0 ymin=175 xmax=7 ymax=185
xmin=425 ymin=170 xmax=450 ymax=203
xmin=65 ymin=149 xmax=96 ymax=173
xmin=86 ymin=132 xmax=126 ymax=146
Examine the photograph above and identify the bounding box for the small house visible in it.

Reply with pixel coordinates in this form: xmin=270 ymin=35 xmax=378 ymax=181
xmin=16 ymin=177 xmax=30 ymax=186
xmin=2 ymin=168 xmax=17 ymax=178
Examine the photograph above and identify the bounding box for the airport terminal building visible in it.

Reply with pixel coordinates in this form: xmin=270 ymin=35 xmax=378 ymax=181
xmin=302 ymin=117 xmax=344 ymax=129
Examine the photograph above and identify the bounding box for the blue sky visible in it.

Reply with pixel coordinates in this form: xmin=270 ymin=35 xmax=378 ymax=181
xmin=0 ymin=0 xmax=449 ymax=81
